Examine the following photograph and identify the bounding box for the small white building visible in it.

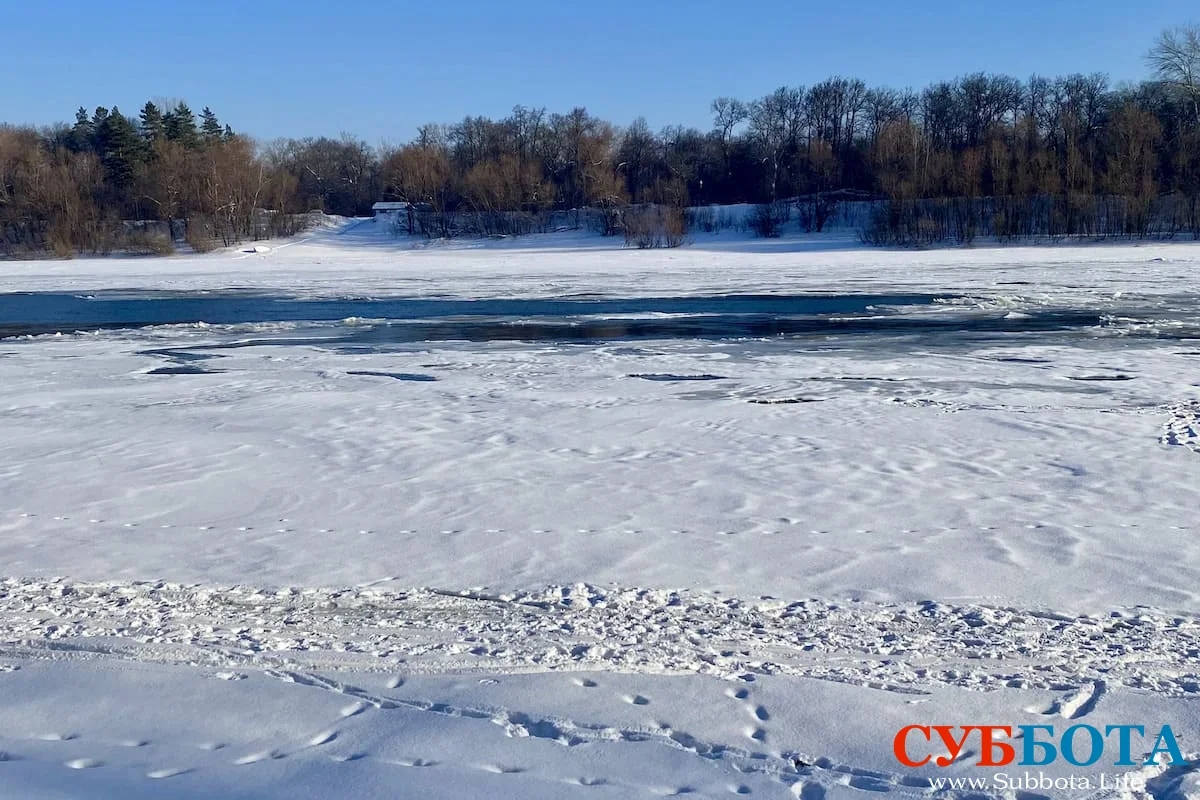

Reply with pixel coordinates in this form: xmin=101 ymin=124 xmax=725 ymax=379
xmin=371 ymin=201 xmax=411 ymax=224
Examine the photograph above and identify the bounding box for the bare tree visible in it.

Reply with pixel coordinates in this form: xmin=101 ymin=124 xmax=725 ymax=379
xmin=1148 ymin=24 xmax=1200 ymax=122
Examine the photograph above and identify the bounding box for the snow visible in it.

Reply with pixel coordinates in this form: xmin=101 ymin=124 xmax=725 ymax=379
xmin=2 ymin=218 xmax=1200 ymax=797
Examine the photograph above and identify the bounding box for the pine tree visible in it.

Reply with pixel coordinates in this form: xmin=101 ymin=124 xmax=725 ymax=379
xmin=68 ymin=107 xmax=94 ymax=152
xmin=96 ymin=107 xmax=144 ymax=190
xmin=201 ymin=107 xmax=223 ymax=143
xmin=164 ymin=103 xmax=199 ymax=149
xmin=223 ymin=124 xmax=235 ymax=141
xmin=91 ymin=106 xmax=110 ymax=135
xmin=139 ymin=101 xmax=165 ymax=143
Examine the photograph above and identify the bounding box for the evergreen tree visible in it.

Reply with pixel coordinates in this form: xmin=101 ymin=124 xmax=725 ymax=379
xmin=223 ymin=124 xmax=235 ymax=141
xmin=96 ymin=107 xmax=144 ymax=191
xmin=164 ymin=103 xmax=199 ymax=148
xmin=68 ymin=107 xmax=94 ymax=152
xmin=201 ymin=107 xmax=223 ymax=143
xmin=139 ymin=101 xmax=165 ymax=143
xmin=91 ymin=106 xmax=110 ymax=139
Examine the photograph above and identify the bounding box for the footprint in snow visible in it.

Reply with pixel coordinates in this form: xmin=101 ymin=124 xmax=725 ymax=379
xmin=481 ymin=764 xmax=524 ymax=774
xmin=234 ymin=749 xmax=282 ymax=765
xmin=623 ymin=694 xmax=650 ymax=705
xmin=795 ymin=783 xmax=827 ymax=800
xmin=340 ymin=701 xmax=367 ymax=718
xmin=309 ymin=730 xmax=338 ymax=747
xmin=65 ymin=758 xmax=103 ymax=769
xmin=573 ymin=677 xmax=598 ymax=688
xmin=847 ymin=775 xmax=891 ymax=792
xmin=1036 ymin=681 xmax=1105 ymax=720
xmin=385 ymin=676 xmax=405 ymax=689
xmin=147 ymin=767 xmax=192 ymax=779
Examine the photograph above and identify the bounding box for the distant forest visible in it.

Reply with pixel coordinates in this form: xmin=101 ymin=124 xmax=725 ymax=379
xmin=4 ymin=25 xmax=1200 ymax=254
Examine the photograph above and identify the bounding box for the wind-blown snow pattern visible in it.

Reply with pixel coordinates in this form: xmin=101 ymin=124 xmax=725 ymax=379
xmin=3 ymin=219 xmax=1200 ymax=798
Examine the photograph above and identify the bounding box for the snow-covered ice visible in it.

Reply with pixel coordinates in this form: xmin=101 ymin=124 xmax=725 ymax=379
xmin=2 ymin=219 xmax=1200 ymax=797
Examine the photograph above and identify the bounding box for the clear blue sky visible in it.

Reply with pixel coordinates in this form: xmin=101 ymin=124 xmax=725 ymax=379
xmin=4 ymin=0 xmax=1195 ymax=144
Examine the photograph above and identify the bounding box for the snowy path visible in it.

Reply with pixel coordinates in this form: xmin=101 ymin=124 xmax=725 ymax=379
xmin=2 ymin=578 xmax=1200 ymax=696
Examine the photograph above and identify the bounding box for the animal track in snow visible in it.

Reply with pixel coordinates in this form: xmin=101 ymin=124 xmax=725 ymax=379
xmin=793 ymin=782 xmax=827 ymax=800
xmin=146 ymin=767 xmax=192 ymax=779
xmin=308 ymin=730 xmax=338 ymax=747
xmin=64 ymin=758 xmax=103 ymax=769
xmin=340 ymin=701 xmax=367 ymax=718
xmin=481 ymin=764 xmax=525 ymax=774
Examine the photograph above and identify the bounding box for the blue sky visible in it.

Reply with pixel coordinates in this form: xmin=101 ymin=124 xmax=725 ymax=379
xmin=4 ymin=0 xmax=1195 ymax=143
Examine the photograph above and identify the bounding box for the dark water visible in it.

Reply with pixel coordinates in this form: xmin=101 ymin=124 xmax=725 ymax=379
xmin=0 ymin=290 xmax=1112 ymax=342
xmin=0 ymin=291 xmax=944 ymax=328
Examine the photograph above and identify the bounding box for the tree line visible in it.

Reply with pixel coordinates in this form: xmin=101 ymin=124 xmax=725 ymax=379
xmin=3 ymin=25 xmax=1200 ymax=254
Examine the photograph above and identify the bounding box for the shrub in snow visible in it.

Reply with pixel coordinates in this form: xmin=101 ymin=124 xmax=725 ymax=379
xmin=750 ymin=202 xmax=790 ymax=238
xmin=623 ymin=205 xmax=687 ymax=249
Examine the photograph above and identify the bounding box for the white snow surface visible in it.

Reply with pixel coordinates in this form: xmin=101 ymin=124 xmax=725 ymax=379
xmin=3 ymin=218 xmax=1200 ymax=798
